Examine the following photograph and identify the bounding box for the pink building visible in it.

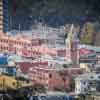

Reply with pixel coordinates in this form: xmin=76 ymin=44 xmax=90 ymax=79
xmin=16 ymin=61 xmax=84 ymax=90
xmin=0 ymin=34 xmax=66 ymax=58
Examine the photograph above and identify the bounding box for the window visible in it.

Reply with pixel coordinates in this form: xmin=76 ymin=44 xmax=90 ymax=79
xmin=49 ymin=74 xmax=52 ymax=78
xmin=83 ymin=82 xmax=86 ymax=85
xmin=12 ymin=82 xmax=16 ymax=86
xmin=26 ymin=80 xmax=29 ymax=84
xmin=90 ymin=76 xmax=94 ymax=79
xmin=89 ymin=82 xmax=93 ymax=85
xmin=98 ymin=76 xmax=100 ymax=79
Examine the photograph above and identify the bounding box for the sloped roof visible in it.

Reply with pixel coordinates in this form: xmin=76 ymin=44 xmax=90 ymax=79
xmin=17 ymin=62 xmax=33 ymax=74
xmin=79 ymin=48 xmax=95 ymax=56
xmin=17 ymin=61 xmax=48 ymax=74
xmin=75 ymin=72 xmax=100 ymax=81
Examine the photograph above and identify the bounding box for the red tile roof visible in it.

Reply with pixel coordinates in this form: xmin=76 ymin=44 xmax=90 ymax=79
xmin=17 ymin=61 xmax=48 ymax=74
xmin=17 ymin=62 xmax=33 ymax=74
xmin=79 ymin=48 xmax=95 ymax=56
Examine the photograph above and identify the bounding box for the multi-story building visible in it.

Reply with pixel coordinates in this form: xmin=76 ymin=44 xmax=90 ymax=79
xmin=75 ymin=72 xmax=100 ymax=94
xmin=0 ymin=0 xmax=9 ymax=33
xmin=0 ymin=34 xmax=32 ymax=57
xmin=16 ymin=61 xmax=83 ymax=90
xmin=0 ymin=0 xmax=3 ymax=33
xmin=0 ymin=33 xmax=67 ymax=59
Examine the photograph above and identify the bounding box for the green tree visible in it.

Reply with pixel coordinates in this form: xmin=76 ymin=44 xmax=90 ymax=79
xmin=63 ymin=64 xmax=69 ymax=68
xmin=32 ymin=84 xmax=46 ymax=93
xmin=59 ymin=71 xmax=68 ymax=91
xmin=63 ymin=63 xmax=72 ymax=68
xmin=70 ymin=77 xmax=75 ymax=92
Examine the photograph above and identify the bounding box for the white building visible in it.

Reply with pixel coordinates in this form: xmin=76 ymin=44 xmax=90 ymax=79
xmin=75 ymin=72 xmax=100 ymax=94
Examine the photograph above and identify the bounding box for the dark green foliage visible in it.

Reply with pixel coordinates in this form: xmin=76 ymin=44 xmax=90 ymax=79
xmin=33 ymin=84 xmax=46 ymax=93
xmin=63 ymin=63 xmax=72 ymax=68
xmin=65 ymin=33 xmax=68 ymax=39
xmin=54 ymin=87 xmax=70 ymax=92
xmin=63 ymin=64 xmax=69 ymax=68
xmin=70 ymin=77 xmax=75 ymax=91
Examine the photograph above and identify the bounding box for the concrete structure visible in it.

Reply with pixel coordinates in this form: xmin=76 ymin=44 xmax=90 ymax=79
xmin=0 ymin=0 xmax=9 ymax=33
xmin=75 ymin=72 xmax=100 ymax=94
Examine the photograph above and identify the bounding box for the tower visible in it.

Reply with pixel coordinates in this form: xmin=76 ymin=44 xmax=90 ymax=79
xmin=0 ymin=0 xmax=9 ymax=33
xmin=65 ymin=24 xmax=73 ymax=63
xmin=65 ymin=24 xmax=79 ymax=65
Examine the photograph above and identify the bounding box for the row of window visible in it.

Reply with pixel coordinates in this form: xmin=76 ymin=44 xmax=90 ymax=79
xmin=0 ymin=46 xmax=8 ymax=50
xmin=0 ymin=45 xmax=41 ymax=57
xmin=0 ymin=39 xmax=31 ymax=47
xmin=32 ymin=71 xmax=49 ymax=81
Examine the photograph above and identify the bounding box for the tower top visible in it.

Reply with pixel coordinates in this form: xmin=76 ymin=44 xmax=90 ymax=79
xmin=65 ymin=24 xmax=79 ymax=43
xmin=67 ymin=24 xmax=74 ymax=40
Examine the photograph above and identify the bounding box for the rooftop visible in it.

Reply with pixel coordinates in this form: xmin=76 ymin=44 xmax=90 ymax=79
xmin=78 ymin=44 xmax=100 ymax=52
xmin=75 ymin=72 xmax=100 ymax=81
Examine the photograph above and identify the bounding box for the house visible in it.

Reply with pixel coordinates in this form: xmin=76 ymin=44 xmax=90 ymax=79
xmin=75 ymin=72 xmax=100 ymax=94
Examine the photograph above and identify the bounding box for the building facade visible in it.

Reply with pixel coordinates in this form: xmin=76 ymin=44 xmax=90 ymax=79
xmin=0 ymin=0 xmax=9 ymax=33
xmin=75 ymin=73 xmax=100 ymax=94
xmin=16 ymin=61 xmax=83 ymax=91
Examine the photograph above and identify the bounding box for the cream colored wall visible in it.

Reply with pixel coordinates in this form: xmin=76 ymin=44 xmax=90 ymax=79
xmin=0 ymin=75 xmax=32 ymax=90
xmin=0 ymin=75 xmax=17 ymax=90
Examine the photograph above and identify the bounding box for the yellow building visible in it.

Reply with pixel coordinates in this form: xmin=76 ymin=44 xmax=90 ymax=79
xmin=0 ymin=75 xmax=33 ymax=90
xmin=80 ymin=63 xmax=88 ymax=69
xmin=80 ymin=22 xmax=95 ymax=44
xmin=0 ymin=75 xmax=17 ymax=90
xmin=80 ymin=63 xmax=92 ymax=72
